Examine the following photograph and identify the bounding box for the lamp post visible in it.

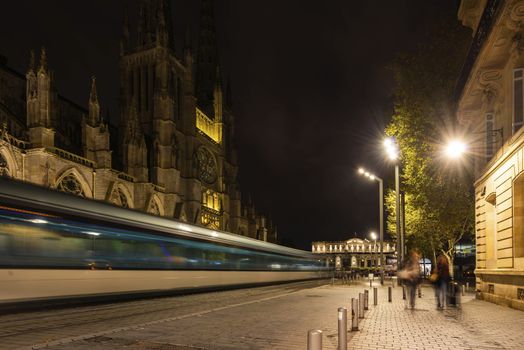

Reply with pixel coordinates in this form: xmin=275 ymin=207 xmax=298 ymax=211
xmin=370 ymin=231 xmax=377 ymax=271
xmin=384 ymin=138 xmax=403 ymax=268
xmin=358 ymin=167 xmax=384 ymax=284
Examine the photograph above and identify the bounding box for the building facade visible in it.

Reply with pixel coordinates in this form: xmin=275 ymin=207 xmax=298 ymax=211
xmin=0 ymin=0 xmax=276 ymax=242
xmin=311 ymin=238 xmax=396 ymax=270
xmin=457 ymin=0 xmax=524 ymax=310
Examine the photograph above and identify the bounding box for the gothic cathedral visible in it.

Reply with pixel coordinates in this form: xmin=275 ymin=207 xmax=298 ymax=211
xmin=0 ymin=0 xmax=276 ymax=242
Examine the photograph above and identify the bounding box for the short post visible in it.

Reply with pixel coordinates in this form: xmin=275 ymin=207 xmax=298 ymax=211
xmin=373 ymin=287 xmax=378 ymax=306
xmin=388 ymin=286 xmax=392 ymax=302
xmin=337 ymin=307 xmax=347 ymax=350
xmin=351 ymin=298 xmax=359 ymax=331
xmin=461 ymin=284 xmax=465 ymax=296
xmin=370 ymin=279 xmax=372 ymax=288
xmin=418 ymin=285 xmax=422 ymax=298
xmin=307 ymin=329 xmax=322 ymax=350
xmin=402 ymin=286 xmax=406 ymax=300
xmin=364 ymin=290 xmax=369 ymax=310
xmin=358 ymin=293 xmax=364 ymax=318
xmin=466 ymin=282 xmax=470 ymax=291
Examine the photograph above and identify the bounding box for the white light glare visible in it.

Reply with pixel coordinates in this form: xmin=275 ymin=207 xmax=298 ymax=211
xmin=83 ymin=231 xmax=101 ymax=236
xmin=384 ymin=137 xmax=399 ymax=160
xmin=211 ymin=231 xmax=219 ymax=238
xmin=446 ymin=140 xmax=467 ymax=158
xmin=369 ymin=175 xmax=375 ymax=180
xmin=358 ymin=168 xmax=365 ymax=174
xmin=370 ymin=232 xmax=377 ymax=240
xmin=29 ymin=219 xmax=48 ymax=224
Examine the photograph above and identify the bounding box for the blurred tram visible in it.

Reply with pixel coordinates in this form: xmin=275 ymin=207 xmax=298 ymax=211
xmin=0 ymin=178 xmax=328 ymax=304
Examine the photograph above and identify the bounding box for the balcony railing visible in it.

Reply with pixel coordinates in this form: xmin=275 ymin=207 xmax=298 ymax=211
xmin=454 ymin=0 xmax=504 ymax=102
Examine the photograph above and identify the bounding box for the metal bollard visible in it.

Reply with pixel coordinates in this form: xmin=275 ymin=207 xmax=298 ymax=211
xmin=351 ymin=298 xmax=359 ymax=331
xmin=307 ymin=329 xmax=322 ymax=350
xmin=418 ymin=285 xmax=422 ymax=298
xmin=373 ymin=287 xmax=378 ymax=306
xmin=338 ymin=307 xmax=347 ymax=350
xmin=364 ymin=290 xmax=369 ymax=310
xmin=466 ymin=282 xmax=470 ymax=291
xmin=388 ymin=286 xmax=392 ymax=302
xmin=402 ymin=286 xmax=406 ymax=300
xmin=358 ymin=293 xmax=364 ymax=318
xmin=461 ymin=284 xmax=465 ymax=296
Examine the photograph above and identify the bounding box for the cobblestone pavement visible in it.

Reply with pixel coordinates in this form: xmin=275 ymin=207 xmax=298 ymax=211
xmin=3 ymin=279 xmax=524 ymax=349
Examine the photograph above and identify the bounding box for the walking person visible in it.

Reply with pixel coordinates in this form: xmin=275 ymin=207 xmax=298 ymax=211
xmin=398 ymin=249 xmax=421 ymax=309
xmin=435 ymin=254 xmax=450 ymax=310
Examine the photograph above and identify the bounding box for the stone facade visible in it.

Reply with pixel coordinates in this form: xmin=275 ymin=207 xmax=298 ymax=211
xmin=0 ymin=0 xmax=276 ymax=242
xmin=311 ymin=238 xmax=396 ymax=270
xmin=457 ymin=0 xmax=524 ymax=310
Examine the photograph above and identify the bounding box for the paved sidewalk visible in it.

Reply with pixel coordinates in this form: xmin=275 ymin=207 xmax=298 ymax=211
xmin=350 ymin=281 xmax=524 ymax=350
xmin=13 ymin=280 xmax=524 ymax=349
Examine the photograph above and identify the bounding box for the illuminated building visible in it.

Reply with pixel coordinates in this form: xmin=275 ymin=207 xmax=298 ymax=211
xmin=311 ymin=238 xmax=396 ymax=270
xmin=457 ymin=0 xmax=524 ymax=309
xmin=0 ymin=0 xmax=275 ymax=242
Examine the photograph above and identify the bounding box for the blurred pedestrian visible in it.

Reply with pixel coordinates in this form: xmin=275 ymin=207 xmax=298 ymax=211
xmin=435 ymin=254 xmax=450 ymax=310
xmin=398 ymin=249 xmax=421 ymax=309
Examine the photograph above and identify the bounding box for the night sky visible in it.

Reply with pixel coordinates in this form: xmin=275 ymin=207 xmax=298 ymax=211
xmin=0 ymin=1 xmax=465 ymax=250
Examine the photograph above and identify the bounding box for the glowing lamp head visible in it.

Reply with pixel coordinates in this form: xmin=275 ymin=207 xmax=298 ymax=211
xmin=358 ymin=168 xmax=365 ymax=174
xmin=370 ymin=232 xmax=377 ymax=240
xmin=384 ymin=137 xmax=399 ymax=160
xmin=369 ymin=175 xmax=375 ymax=180
xmin=446 ymin=140 xmax=466 ymax=159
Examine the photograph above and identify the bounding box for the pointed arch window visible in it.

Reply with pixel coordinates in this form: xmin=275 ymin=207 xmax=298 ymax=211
xmin=57 ymin=174 xmax=85 ymax=197
xmin=0 ymin=153 xmax=10 ymax=177
xmin=110 ymin=187 xmax=129 ymax=208
xmin=148 ymin=199 xmax=160 ymax=215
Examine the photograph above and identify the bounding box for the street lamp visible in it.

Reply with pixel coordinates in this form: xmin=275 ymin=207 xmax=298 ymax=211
xmin=445 ymin=140 xmax=467 ymax=159
xmin=357 ymin=167 xmax=384 ymax=284
xmin=384 ymin=137 xmax=403 ymax=268
xmin=370 ymin=231 xmax=377 ymax=271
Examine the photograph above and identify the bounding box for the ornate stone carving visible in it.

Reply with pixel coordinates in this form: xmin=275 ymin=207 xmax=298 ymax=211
xmin=57 ymin=174 xmax=85 ymax=197
xmin=110 ymin=187 xmax=129 ymax=208
xmin=148 ymin=199 xmax=160 ymax=215
xmin=0 ymin=153 xmax=10 ymax=177
xmin=506 ymin=0 xmax=524 ymax=31
xmin=195 ymin=146 xmax=217 ymax=184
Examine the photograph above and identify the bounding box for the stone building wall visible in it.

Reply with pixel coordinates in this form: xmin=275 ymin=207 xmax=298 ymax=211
xmin=457 ymin=0 xmax=524 ymax=310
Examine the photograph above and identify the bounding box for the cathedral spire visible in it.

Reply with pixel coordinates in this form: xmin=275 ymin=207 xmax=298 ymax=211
xmin=184 ymin=26 xmax=193 ymax=69
xmin=196 ymin=0 xmax=219 ymax=116
xmin=28 ymin=50 xmax=35 ymax=73
xmin=136 ymin=0 xmax=174 ymax=50
xmin=88 ymin=76 xmax=100 ymax=126
xmin=38 ymin=46 xmax=47 ymax=73
xmin=214 ymin=65 xmax=223 ymax=122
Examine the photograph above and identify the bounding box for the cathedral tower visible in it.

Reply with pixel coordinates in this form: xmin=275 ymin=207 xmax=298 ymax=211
xmin=196 ymin=0 xmax=220 ymax=118
xmin=26 ymin=47 xmax=55 ymax=147
xmin=82 ymin=77 xmax=112 ymax=168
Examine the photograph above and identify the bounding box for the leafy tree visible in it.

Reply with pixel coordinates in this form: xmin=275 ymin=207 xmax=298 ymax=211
xmin=385 ymin=17 xmax=473 ymax=272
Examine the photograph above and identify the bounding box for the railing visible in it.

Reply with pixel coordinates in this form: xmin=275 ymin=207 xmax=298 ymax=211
xmin=153 ymin=184 xmax=165 ymax=193
xmin=117 ymin=172 xmax=135 ymax=183
xmin=454 ymin=0 xmax=504 ymax=102
xmin=45 ymin=147 xmax=95 ymax=168
xmin=196 ymin=107 xmax=221 ymax=144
